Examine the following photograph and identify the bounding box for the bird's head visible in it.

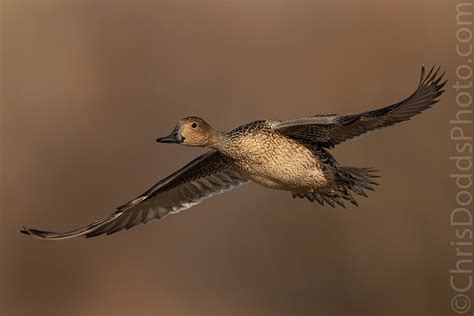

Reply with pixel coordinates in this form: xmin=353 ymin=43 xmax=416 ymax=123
xmin=156 ymin=117 xmax=222 ymax=148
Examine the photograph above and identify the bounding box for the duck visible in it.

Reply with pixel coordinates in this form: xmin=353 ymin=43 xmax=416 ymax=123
xmin=21 ymin=66 xmax=446 ymax=240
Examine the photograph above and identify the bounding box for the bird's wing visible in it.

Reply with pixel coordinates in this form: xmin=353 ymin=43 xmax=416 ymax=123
xmin=272 ymin=66 xmax=446 ymax=148
xmin=21 ymin=150 xmax=247 ymax=240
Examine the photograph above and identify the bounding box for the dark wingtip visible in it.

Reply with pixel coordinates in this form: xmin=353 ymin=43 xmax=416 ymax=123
xmin=20 ymin=226 xmax=56 ymax=239
xmin=420 ymin=64 xmax=426 ymax=83
xmin=419 ymin=64 xmax=447 ymax=86
xmin=20 ymin=226 xmax=31 ymax=235
xmin=20 ymin=226 xmax=45 ymax=238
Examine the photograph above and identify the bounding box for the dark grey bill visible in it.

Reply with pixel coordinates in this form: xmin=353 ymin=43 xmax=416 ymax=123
xmin=156 ymin=127 xmax=184 ymax=144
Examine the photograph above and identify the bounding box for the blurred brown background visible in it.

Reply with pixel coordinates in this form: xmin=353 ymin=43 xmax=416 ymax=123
xmin=0 ymin=1 xmax=464 ymax=315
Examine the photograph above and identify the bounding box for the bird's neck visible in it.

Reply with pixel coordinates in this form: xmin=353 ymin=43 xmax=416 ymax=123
xmin=206 ymin=130 xmax=226 ymax=149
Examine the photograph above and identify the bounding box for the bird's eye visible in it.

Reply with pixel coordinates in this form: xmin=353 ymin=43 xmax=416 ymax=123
xmin=191 ymin=122 xmax=197 ymax=128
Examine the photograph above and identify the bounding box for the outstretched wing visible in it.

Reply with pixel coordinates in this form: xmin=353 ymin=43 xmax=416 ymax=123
xmin=21 ymin=150 xmax=247 ymax=240
xmin=273 ymin=66 xmax=447 ymax=148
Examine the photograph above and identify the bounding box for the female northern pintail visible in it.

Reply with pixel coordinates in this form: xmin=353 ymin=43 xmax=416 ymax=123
xmin=22 ymin=66 xmax=446 ymax=239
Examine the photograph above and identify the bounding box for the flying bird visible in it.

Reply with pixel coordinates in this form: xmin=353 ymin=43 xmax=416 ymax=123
xmin=21 ymin=66 xmax=446 ymax=240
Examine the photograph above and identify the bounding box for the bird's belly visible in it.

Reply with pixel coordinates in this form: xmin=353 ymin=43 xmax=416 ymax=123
xmin=228 ymin=136 xmax=329 ymax=191
xmin=240 ymin=160 xmax=327 ymax=190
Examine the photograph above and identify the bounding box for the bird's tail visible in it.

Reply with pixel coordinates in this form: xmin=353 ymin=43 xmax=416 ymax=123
xmin=292 ymin=167 xmax=379 ymax=207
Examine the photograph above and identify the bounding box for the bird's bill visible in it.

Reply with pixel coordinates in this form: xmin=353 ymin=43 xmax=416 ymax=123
xmin=156 ymin=127 xmax=183 ymax=144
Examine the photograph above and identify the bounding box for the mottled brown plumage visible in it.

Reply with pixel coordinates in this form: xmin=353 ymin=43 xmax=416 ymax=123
xmin=22 ymin=66 xmax=446 ymax=239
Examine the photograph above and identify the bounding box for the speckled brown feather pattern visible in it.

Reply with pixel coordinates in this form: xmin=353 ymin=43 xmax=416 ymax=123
xmin=218 ymin=124 xmax=331 ymax=190
xmin=21 ymin=66 xmax=445 ymax=239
